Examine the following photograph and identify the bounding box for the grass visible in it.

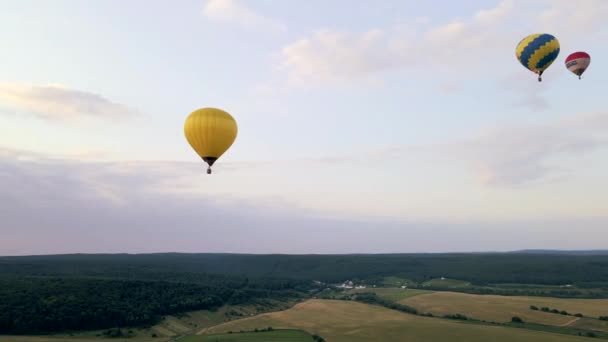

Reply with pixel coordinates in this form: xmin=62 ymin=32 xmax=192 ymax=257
xmin=180 ymin=329 xmax=312 ymax=341
xmin=347 ymin=288 xmax=432 ymax=302
xmin=571 ymin=318 xmax=608 ymax=332
xmin=492 ymin=283 xmax=577 ymax=289
xmin=199 ymin=299 xmax=595 ymax=341
xmin=421 ymin=278 xmax=471 ymax=288
xmin=147 ymin=299 xmax=299 ymax=339
xmin=381 ymin=276 xmax=418 ymax=287
xmin=401 ymin=291 xmax=608 ymax=325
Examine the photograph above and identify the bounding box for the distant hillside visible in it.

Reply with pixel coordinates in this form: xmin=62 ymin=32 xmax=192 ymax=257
xmin=511 ymin=250 xmax=608 ymax=256
xmin=2 ymin=252 xmax=608 ymax=286
xmin=3 ymin=252 xmax=608 ymax=335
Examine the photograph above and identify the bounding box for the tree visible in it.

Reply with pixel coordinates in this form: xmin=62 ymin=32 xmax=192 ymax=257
xmin=312 ymin=334 xmax=326 ymax=342
xmin=530 ymin=305 xmax=539 ymax=311
xmin=511 ymin=316 xmax=524 ymax=323
xmin=575 ymin=313 xmax=583 ymax=317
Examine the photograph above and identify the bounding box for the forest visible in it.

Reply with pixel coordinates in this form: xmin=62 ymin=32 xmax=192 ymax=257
xmin=2 ymin=251 xmax=608 ymax=334
xmin=2 ymin=252 xmax=608 ymax=285
xmin=0 ymin=261 xmax=310 ymax=334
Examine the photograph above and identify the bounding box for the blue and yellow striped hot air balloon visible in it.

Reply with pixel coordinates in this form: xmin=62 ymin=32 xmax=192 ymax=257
xmin=515 ymin=33 xmax=560 ymax=82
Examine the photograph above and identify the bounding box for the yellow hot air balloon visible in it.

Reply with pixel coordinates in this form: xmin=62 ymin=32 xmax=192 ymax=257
xmin=184 ymin=107 xmax=238 ymax=174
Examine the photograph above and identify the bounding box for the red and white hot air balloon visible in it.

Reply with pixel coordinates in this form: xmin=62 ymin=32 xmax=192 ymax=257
xmin=565 ymin=52 xmax=591 ymax=79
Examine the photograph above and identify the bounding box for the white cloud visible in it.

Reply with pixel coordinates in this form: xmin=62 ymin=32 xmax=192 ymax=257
xmin=278 ymin=3 xmax=509 ymax=86
xmin=367 ymin=110 xmax=608 ymax=187
xmin=277 ymin=0 xmax=607 ymax=87
xmin=460 ymin=112 xmax=608 ymax=186
xmin=437 ymin=81 xmax=463 ymax=94
xmin=279 ymin=28 xmax=402 ymax=86
xmin=414 ymin=16 xmax=430 ymax=25
xmin=425 ymin=20 xmax=467 ymax=42
xmin=538 ymin=0 xmax=608 ymax=37
xmin=2 ymin=148 xmax=607 ymax=255
xmin=474 ymin=0 xmax=514 ymax=24
xmin=0 ymin=83 xmax=140 ymax=123
xmin=498 ymin=72 xmax=552 ymax=111
xmin=203 ymin=0 xmax=286 ymax=32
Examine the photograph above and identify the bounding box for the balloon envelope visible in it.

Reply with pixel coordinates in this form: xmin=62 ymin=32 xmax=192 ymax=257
xmin=184 ymin=107 xmax=238 ymax=173
xmin=515 ymin=33 xmax=560 ymax=80
xmin=565 ymin=51 xmax=591 ymax=78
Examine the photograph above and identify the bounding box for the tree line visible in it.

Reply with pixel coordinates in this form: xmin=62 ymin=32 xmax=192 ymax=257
xmin=0 ymin=276 xmax=308 ymax=334
xmin=2 ymin=252 xmax=608 ymax=286
xmin=529 ymin=305 xmax=584 ymax=317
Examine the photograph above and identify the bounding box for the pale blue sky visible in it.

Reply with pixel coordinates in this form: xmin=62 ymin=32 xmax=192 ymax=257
xmin=2 ymin=0 xmax=608 ymax=255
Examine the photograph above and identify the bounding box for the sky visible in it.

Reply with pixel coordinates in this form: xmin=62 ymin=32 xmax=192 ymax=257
xmin=2 ymin=0 xmax=608 ymax=255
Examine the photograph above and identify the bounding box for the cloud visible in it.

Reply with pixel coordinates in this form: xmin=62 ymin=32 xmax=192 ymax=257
xmin=474 ymin=0 xmax=514 ymax=24
xmin=224 ymin=109 xmax=608 ymax=188
xmin=277 ymin=0 xmax=607 ymax=86
xmin=363 ymin=110 xmax=608 ymax=187
xmin=459 ymin=112 xmax=608 ymax=186
xmin=414 ymin=16 xmax=431 ymax=25
xmin=538 ymin=0 xmax=608 ymax=38
xmin=355 ymin=111 xmax=608 ymax=187
xmin=203 ymin=0 xmax=286 ymax=32
xmin=279 ymin=28 xmax=402 ymax=86
xmin=0 ymin=83 xmax=140 ymax=122
xmin=2 ymin=148 xmax=607 ymax=256
xmin=278 ymin=1 xmax=513 ymax=86
xmin=498 ymin=72 xmax=551 ymax=111
xmin=437 ymin=81 xmax=463 ymax=94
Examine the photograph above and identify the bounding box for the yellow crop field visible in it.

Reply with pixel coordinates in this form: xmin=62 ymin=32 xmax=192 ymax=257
xmin=401 ymin=291 xmax=608 ymax=325
xmin=199 ymin=299 xmax=595 ymax=342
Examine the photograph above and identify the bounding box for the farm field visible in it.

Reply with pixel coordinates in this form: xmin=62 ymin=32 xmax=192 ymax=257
xmin=570 ymin=318 xmax=608 ymax=333
xmin=149 ymin=300 xmax=296 ymax=338
xmin=421 ymin=278 xmax=471 ymax=288
xmin=347 ymin=287 xmax=432 ymax=302
xmin=199 ymin=299 xmax=595 ymax=342
xmin=401 ymin=291 xmax=608 ymax=325
xmin=181 ymin=329 xmax=312 ymax=342
xmin=380 ymin=276 xmax=418 ymax=287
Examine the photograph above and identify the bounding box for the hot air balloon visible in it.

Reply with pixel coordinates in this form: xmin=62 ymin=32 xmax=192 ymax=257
xmin=565 ymin=51 xmax=591 ymax=79
xmin=515 ymin=33 xmax=560 ymax=82
xmin=184 ymin=107 xmax=238 ymax=174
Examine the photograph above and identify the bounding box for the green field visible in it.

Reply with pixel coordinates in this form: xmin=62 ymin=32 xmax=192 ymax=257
xmin=181 ymin=329 xmax=312 ymax=341
xmin=200 ymin=299 xmax=596 ymax=341
xmin=570 ymin=318 xmax=608 ymax=333
xmin=380 ymin=276 xmax=418 ymax=287
xmin=421 ymin=278 xmax=471 ymax=288
xmin=401 ymin=291 xmax=608 ymax=325
xmin=150 ymin=299 xmax=299 ymax=339
xmin=347 ymin=288 xmax=432 ymax=302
